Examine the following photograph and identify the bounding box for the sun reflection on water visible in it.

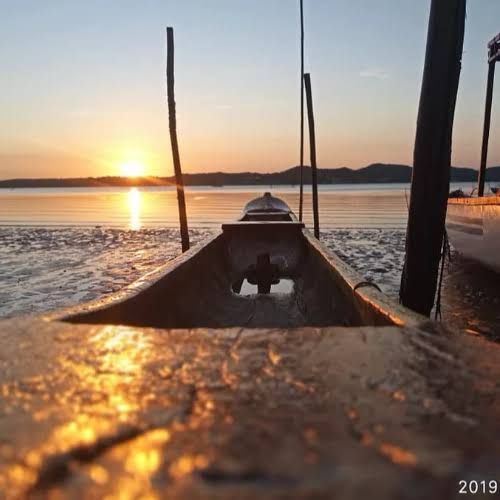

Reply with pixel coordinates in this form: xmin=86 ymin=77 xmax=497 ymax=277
xmin=128 ymin=188 xmax=141 ymax=230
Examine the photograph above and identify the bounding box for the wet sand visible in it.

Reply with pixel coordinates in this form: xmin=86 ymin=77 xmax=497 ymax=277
xmin=441 ymin=253 xmax=500 ymax=341
xmin=0 ymin=227 xmax=214 ymax=318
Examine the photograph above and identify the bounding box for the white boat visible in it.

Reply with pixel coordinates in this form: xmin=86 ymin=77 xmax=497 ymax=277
xmin=446 ymin=195 xmax=500 ymax=272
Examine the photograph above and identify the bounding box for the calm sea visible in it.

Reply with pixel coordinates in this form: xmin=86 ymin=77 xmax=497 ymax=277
xmin=0 ymin=183 xmax=475 ymax=229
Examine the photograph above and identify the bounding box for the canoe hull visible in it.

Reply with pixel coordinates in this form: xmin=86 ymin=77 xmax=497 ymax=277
xmin=43 ymin=193 xmax=424 ymax=330
xmin=54 ymin=224 xmax=422 ymax=329
xmin=447 ymin=196 xmax=500 ymax=272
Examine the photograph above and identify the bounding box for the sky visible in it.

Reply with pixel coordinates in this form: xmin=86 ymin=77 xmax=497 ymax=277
xmin=0 ymin=0 xmax=499 ymax=179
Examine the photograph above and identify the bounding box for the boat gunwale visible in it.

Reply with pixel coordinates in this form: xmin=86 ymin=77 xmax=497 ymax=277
xmin=302 ymin=230 xmax=425 ymax=328
xmin=448 ymin=195 xmax=500 ymax=206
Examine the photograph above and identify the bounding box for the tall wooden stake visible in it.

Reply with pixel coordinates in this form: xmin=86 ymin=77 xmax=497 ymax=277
xmin=166 ymin=27 xmax=190 ymax=252
xmin=399 ymin=0 xmax=466 ymax=316
xmin=304 ymin=73 xmax=319 ymax=239
xmin=477 ymin=62 xmax=496 ymax=196
xmin=298 ymin=0 xmax=305 ymax=221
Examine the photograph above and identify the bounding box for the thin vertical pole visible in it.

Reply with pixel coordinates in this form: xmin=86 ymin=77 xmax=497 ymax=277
xmin=399 ymin=0 xmax=466 ymax=316
xmin=298 ymin=0 xmax=305 ymax=221
xmin=304 ymin=73 xmax=319 ymax=239
xmin=478 ymin=61 xmax=496 ymax=197
xmin=166 ymin=27 xmax=190 ymax=252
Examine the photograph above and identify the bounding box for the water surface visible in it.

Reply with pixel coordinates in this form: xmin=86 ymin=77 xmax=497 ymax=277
xmin=0 ymin=183 xmax=477 ymax=229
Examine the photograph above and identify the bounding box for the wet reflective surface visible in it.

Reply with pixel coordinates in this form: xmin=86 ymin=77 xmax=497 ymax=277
xmin=0 ymin=185 xmax=412 ymax=229
xmin=1 ymin=318 xmax=500 ymax=498
xmin=442 ymin=252 xmax=500 ymax=340
xmin=127 ymin=188 xmax=141 ymax=230
xmin=236 ymin=278 xmax=295 ymax=295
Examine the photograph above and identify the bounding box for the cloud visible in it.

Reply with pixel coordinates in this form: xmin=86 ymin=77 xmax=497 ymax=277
xmin=359 ymin=68 xmax=389 ymax=80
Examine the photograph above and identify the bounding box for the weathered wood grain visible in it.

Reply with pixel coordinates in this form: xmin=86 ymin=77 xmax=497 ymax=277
xmin=1 ymin=318 xmax=499 ymax=498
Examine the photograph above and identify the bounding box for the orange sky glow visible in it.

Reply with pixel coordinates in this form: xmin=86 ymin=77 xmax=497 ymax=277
xmin=0 ymin=1 xmax=499 ymax=179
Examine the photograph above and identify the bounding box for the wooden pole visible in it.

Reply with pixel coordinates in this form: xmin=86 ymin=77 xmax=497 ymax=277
xmin=399 ymin=0 xmax=466 ymax=316
xmin=304 ymin=73 xmax=319 ymax=239
xmin=477 ymin=61 xmax=496 ymax=197
xmin=166 ymin=27 xmax=190 ymax=252
xmin=298 ymin=0 xmax=305 ymax=221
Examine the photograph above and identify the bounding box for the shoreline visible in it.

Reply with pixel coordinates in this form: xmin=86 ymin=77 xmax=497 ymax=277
xmin=0 ymin=164 xmax=497 ymax=189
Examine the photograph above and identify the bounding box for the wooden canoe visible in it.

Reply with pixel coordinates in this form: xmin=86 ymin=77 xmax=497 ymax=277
xmin=49 ymin=192 xmax=423 ymax=330
xmin=3 ymin=193 xmax=500 ymax=498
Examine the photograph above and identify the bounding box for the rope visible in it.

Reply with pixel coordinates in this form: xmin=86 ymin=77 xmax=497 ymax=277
xmin=399 ymin=188 xmax=410 ymax=305
xmin=354 ymin=281 xmax=382 ymax=293
xmin=434 ymin=229 xmax=451 ymax=320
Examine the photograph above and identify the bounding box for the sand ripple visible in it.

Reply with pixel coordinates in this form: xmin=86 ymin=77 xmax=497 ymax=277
xmin=0 ymin=227 xmax=215 ymax=318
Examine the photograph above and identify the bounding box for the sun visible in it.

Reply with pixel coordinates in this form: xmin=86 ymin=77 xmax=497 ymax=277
xmin=120 ymin=160 xmax=145 ymax=177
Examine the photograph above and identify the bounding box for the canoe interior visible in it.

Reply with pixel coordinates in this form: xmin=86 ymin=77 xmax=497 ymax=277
xmin=62 ymin=222 xmax=409 ymax=329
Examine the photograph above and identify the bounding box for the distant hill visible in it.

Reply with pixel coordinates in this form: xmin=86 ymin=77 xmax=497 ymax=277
xmin=1 ymin=163 xmax=499 ymax=188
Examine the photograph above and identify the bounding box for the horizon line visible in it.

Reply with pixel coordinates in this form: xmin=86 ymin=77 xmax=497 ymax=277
xmin=0 ymin=162 xmax=493 ymax=182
